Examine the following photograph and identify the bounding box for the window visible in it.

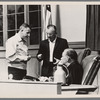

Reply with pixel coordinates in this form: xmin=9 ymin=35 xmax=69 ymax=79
xmin=7 ymin=5 xmax=24 ymax=38
xmin=29 ymin=5 xmax=41 ymax=45
xmin=0 ymin=5 xmax=41 ymax=48
xmin=7 ymin=5 xmax=41 ymax=45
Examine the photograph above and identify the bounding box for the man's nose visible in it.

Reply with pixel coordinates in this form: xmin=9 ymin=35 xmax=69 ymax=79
xmin=27 ymin=34 xmax=30 ymax=37
xmin=48 ymin=34 xmax=52 ymax=37
xmin=47 ymin=35 xmax=50 ymax=38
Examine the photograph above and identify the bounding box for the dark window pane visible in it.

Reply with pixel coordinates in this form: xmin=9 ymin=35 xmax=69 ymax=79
xmin=0 ymin=16 xmax=3 ymax=31
xmin=8 ymin=31 xmax=15 ymax=39
xmin=17 ymin=13 xmax=24 ymax=29
xmin=16 ymin=5 xmax=24 ymax=13
xmin=29 ymin=5 xmax=38 ymax=11
xmin=38 ymin=11 xmax=41 ymax=27
xmin=39 ymin=5 xmax=41 ymax=10
xmin=7 ymin=5 xmax=15 ymax=14
xmin=0 ymin=32 xmax=3 ymax=46
xmin=29 ymin=12 xmax=38 ymax=28
xmin=8 ymin=15 xmax=15 ymax=30
xmin=16 ymin=30 xmax=19 ymax=33
xmin=0 ymin=5 xmax=3 ymax=15
xmin=30 ymin=28 xmax=41 ymax=45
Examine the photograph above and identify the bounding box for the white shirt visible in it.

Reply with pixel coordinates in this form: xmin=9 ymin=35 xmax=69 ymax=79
xmin=6 ymin=33 xmax=29 ymax=70
xmin=48 ymin=38 xmax=57 ymax=62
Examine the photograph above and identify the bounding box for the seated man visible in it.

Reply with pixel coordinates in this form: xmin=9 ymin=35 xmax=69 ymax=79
xmin=58 ymin=48 xmax=83 ymax=84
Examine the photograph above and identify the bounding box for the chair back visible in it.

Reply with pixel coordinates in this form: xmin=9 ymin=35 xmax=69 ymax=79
xmin=81 ymin=55 xmax=100 ymax=85
xmin=78 ymin=48 xmax=91 ymax=64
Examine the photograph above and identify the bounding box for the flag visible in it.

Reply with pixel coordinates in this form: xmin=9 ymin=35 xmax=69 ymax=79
xmin=42 ymin=5 xmax=52 ymax=40
xmin=45 ymin=5 xmax=52 ymax=29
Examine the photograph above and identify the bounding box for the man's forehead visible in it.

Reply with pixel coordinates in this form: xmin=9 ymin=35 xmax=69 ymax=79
xmin=47 ymin=27 xmax=55 ymax=31
xmin=24 ymin=27 xmax=31 ymax=31
xmin=62 ymin=50 xmax=68 ymax=56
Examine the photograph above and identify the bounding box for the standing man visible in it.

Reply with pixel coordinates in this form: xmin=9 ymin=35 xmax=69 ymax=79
xmin=37 ymin=25 xmax=69 ymax=77
xmin=6 ymin=23 xmax=31 ymax=80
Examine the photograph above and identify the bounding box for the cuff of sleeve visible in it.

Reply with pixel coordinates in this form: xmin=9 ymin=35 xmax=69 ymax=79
xmin=16 ymin=55 xmax=28 ymax=61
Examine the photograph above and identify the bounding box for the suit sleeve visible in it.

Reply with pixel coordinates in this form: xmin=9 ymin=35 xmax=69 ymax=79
xmin=36 ymin=42 xmax=43 ymax=62
xmin=65 ymin=39 xmax=69 ymax=48
xmin=62 ymin=39 xmax=69 ymax=51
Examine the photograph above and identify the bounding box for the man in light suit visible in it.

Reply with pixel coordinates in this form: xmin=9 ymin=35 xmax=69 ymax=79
xmin=37 ymin=25 xmax=69 ymax=77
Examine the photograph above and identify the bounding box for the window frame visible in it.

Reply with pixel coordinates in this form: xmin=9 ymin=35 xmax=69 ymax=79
xmin=28 ymin=5 xmax=41 ymax=49
xmin=0 ymin=5 xmax=3 ymax=48
xmin=0 ymin=5 xmax=7 ymax=50
xmin=0 ymin=5 xmax=42 ymax=50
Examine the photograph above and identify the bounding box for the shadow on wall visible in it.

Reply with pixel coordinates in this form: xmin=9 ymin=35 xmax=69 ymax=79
xmin=56 ymin=5 xmax=61 ymax=37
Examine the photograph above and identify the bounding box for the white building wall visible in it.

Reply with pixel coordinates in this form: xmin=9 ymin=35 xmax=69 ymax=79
xmin=56 ymin=4 xmax=86 ymax=42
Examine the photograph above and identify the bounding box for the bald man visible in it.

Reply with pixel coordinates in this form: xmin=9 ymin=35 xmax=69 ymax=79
xmin=37 ymin=24 xmax=69 ymax=77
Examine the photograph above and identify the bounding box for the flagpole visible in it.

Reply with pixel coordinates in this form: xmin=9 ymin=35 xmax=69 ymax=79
xmin=42 ymin=5 xmax=52 ymax=40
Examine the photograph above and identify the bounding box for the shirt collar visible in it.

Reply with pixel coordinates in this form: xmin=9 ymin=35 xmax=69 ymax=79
xmin=15 ymin=33 xmax=27 ymax=42
xmin=48 ymin=36 xmax=57 ymax=43
xmin=15 ymin=33 xmax=22 ymax=42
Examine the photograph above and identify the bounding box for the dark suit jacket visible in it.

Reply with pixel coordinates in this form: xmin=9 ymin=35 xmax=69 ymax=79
xmin=64 ymin=61 xmax=83 ymax=84
xmin=37 ymin=37 xmax=69 ymax=76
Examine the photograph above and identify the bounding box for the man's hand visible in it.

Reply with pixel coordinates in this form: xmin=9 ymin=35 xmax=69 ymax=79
xmin=53 ymin=57 xmax=60 ymax=65
xmin=58 ymin=56 xmax=68 ymax=65
xmin=27 ymin=55 xmax=32 ymax=61
xmin=37 ymin=54 xmax=43 ymax=60
xmin=16 ymin=55 xmax=32 ymax=63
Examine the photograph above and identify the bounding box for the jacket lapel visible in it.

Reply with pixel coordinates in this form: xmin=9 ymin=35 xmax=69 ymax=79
xmin=54 ymin=37 xmax=59 ymax=53
xmin=46 ymin=40 xmax=50 ymax=59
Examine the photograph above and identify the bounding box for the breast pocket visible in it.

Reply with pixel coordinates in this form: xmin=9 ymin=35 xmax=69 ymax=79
xmin=16 ymin=42 xmax=28 ymax=56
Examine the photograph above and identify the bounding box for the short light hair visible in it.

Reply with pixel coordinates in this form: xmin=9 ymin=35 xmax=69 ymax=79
xmin=47 ymin=24 xmax=57 ymax=31
xmin=63 ymin=48 xmax=78 ymax=61
xmin=19 ymin=23 xmax=30 ymax=30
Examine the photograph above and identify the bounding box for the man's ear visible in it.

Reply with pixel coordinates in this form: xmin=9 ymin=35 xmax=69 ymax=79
xmin=68 ymin=57 xmax=71 ymax=63
xmin=20 ymin=27 xmax=24 ymax=32
xmin=21 ymin=29 xmax=23 ymax=32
